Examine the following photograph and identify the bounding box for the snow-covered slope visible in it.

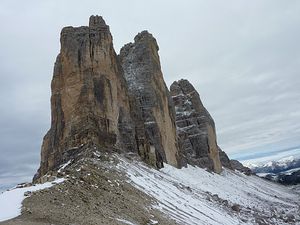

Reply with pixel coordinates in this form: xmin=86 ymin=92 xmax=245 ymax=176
xmin=118 ymin=158 xmax=300 ymax=225
xmin=1 ymin=154 xmax=299 ymax=225
xmin=0 ymin=178 xmax=64 ymax=222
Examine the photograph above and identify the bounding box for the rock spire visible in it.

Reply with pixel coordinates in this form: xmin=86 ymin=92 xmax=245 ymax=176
xmin=170 ymin=79 xmax=222 ymax=173
xmin=119 ymin=31 xmax=181 ymax=168
xmin=35 ymin=15 xmax=135 ymax=179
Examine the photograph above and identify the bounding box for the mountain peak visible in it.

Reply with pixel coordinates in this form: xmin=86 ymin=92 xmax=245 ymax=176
xmin=89 ymin=15 xmax=108 ymax=28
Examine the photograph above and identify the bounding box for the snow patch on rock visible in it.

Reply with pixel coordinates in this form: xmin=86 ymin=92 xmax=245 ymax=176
xmin=0 ymin=178 xmax=65 ymax=222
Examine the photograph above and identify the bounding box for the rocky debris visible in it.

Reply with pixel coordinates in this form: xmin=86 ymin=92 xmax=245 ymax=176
xmin=285 ymin=214 xmax=296 ymax=223
xmin=170 ymin=79 xmax=222 ymax=173
xmin=15 ymin=183 xmax=32 ymax=189
xmin=230 ymin=160 xmax=253 ymax=175
xmin=219 ymin=147 xmax=253 ymax=175
xmin=231 ymin=204 xmax=241 ymax=212
xmin=119 ymin=31 xmax=181 ymax=168
xmin=23 ymin=191 xmax=31 ymax=197
xmin=1 ymin=149 xmax=178 ymax=225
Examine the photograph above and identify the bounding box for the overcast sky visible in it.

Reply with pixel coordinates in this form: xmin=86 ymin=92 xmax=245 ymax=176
xmin=1 ymin=0 xmax=300 ymax=187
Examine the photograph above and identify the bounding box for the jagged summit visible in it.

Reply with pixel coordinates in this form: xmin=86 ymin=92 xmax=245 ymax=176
xmin=133 ymin=30 xmax=159 ymax=49
xmin=89 ymin=15 xmax=107 ymax=27
xmin=170 ymin=79 xmax=209 ymax=113
xmin=88 ymin=15 xmax=110 ymax=33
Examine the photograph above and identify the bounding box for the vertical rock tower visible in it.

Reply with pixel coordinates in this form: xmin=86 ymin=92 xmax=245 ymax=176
xmin=35 ymin=16 xmax=182 ymax=179
xmin=170 ymin=79 xmax=222 ymax=173
xmin=36 ymin=16 xmax=136 ymax=178
xmin=119 ymin=31 xmax=181 ymax=168
xmin=36 ymin=15 xmax=233 ymax=180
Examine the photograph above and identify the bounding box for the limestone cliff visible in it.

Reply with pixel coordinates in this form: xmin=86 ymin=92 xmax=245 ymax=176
xmin=35 ymin=15 xmax=249 ymax=180
xmin=119 ymin=31 xmax=181 ymax=168
xmin=35 ymin=17 xmax=183 ymax=180
xmin=170 ymin=79 xmax=222 ymax=173
xmin=35 ymin=16 xmax=137 ymax=179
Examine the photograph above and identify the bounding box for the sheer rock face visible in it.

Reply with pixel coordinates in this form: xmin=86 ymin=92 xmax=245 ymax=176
xmin=36 ymin=16 xmax=137 ymax=179
xmin=119 ymin=31 xmax=181 ymax=168
xmin=170 ymin=79 xmax=222 ymax=173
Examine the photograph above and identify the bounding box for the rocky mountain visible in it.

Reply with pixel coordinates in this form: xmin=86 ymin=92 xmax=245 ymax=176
xmin=249 ymin=156 xmax=300 ymax=185
xmin=1 ymin=15 xmax=299 ymax=225
xmin=170 ymin=79 xmax=251 ymax=175
xmin=35 ymin=15 xmax=135 ymax=180
xmin=248 ymin=156 xmax=300 ymax=174
xmin=34 ymin=16 xmax=182 ymax=182
xmin=119 ymin=31 xmax=181 ymax=168
xmin=277 ymin=170 xmax=300 ymax=185
xmin=170 ymin=79 xmax=222 ymax=173
xmin=34 ymin=15 xmax=233 ymax=179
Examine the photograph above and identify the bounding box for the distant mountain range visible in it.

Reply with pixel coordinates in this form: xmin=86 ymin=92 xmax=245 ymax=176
xmin=246 ymin=156 xmax=300 ymax=185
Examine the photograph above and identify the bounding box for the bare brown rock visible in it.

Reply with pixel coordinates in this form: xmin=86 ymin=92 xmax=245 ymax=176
xmin=35 ymin=18 xmax=183 ymax=180
xmin=170 ymin=79 xmax=222 ymax=173
xmin=35 ymin=16 xmax=136 ymax=180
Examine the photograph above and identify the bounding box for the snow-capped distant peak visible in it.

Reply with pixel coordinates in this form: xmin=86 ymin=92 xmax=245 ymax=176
xmin=245 ymin=155 xmax=300 ymax=174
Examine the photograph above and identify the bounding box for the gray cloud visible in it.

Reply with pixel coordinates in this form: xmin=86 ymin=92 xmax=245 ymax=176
xmin=0 ymin=0 xmax=300 ymax=185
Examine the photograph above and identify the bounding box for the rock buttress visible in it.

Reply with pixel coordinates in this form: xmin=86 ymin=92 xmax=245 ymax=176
xmin=218 ymin=147 xmax=233 ymax=169
xmin=219 ymin=146 xmax=253 ymax=175
xmin=119 ymin=31 xmax=181 ymax=168
xmin=170 ymin=79 xmax=222 ymax=173
xmin=35 ymin=16 xmax=137 ymax=180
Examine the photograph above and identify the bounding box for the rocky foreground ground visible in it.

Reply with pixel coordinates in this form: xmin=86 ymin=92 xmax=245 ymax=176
xmin=1 ymin=149 xmax=177 ymax=225
xmin=1 ymin=147 xmax=299 ymax=225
